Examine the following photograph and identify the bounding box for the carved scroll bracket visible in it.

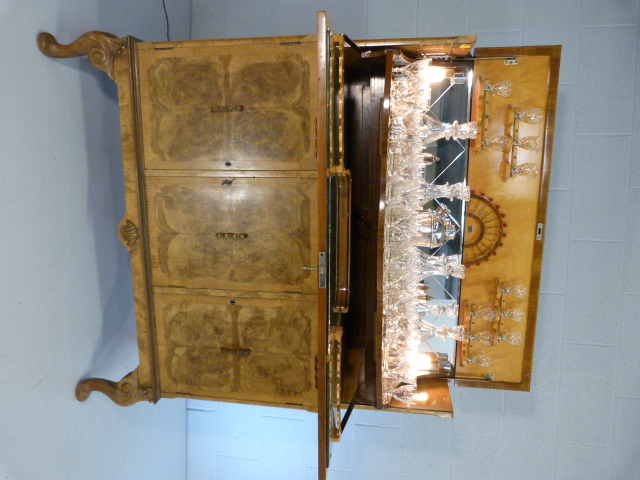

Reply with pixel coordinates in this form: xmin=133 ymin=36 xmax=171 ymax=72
xmin=37 ymin=31 xmax=126 ymax=79
xmin=76 ymin=369 xmax=152 ymax=406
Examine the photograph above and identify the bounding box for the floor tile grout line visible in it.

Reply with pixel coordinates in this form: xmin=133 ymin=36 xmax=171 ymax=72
xmin=186 ymin=406 xmax=217 ymax=412
xmin=556 ymin=439 xmax=612 ymax=448
xmin=562 ymin=340 xmax=617 ymax=347
xmin=554 ymin=18 xmax=582 ymax=466
xmin=568 ymin=239 xmax=624 ymax=244
xmin=472 ymin=29 xmax=523 ymax=34
xmin=574 ymin=133 xmax=632 ymax=137
xmin=447 ymin=431 xmax=502 ymax=438
xmin=579 ymin=23 xmax=639 ymax=29
xmin=609 ymin=78 xmax=638 ymax=473
xmin=615 ymin=394 xmax=640 ymax=400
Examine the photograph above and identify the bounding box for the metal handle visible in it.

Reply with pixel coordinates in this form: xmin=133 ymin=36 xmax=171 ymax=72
xmin=220 ymin=346 xmax=252 ymax=356
xmin=216 ymin=233 xmax=248 ymax=239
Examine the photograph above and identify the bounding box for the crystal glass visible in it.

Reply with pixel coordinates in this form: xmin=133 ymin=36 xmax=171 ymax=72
xmin=404 ymin=92 xmax=432 ymax=110
xmin=401 ymin=110 xmax=427 ymax=135
xmin=386 ymin=182 xmax=470 ymax=211
xmin=484 ymin=135 xmax=513 ymax=152
xmin=471 ymin=328 xmax=495 ymax=345
xmin=423 ymin=182 xmax=471 ymax=202
xmin=502 ymin=283 xmax=528 ymax=299
xmin=499 ymin=330 xmax=524 ymax=346
xmin=473 ymin=305 xmax=499 ymax=322
xmin=387 ymin=136 xmax=422 ymax=160
xmin=467 ymin=351 xmax=491 ymax=368
xmin=514 ymin=136 xmax=541 ymax=150
xmin=512 ymin=163 xmax=538 ymax=178
xmin=516 ymin=108 xmax=543 ymax=124
xmin=391 ymin=384 xmax=418 ymax=404
xmin=421 ymin=324 xmax=467 ymax=342
xmin=388 ymin=162 xmax=427 ymax=183
xmin=485 ymin=80 xmax=512 ymax=97
xmin=385 ymin=361 xmax=417 ymax=384
xmin=502 ymin=307 xmax=526 ymax=322
xmin=414 ymin=115 xmax=477 ymax=145
xmin=421 ymin=254 xmax=466 ymax=279
xmin=420 ymin=302 xmax=459 ymax=317
xmin=416 ymin=206 xmax=457 ymax=248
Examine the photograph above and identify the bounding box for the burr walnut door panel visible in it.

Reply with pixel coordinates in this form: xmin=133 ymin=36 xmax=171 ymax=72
xmin=146 ymin=176 xmax=319 ymax=294
xmin=137 ymin=40 xmax=318 ymax=171
xmin=155 ymin=293 xmax=318 ymax=407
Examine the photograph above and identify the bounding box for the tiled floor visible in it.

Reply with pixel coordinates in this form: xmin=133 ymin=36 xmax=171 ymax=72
xmin=186 ymin=1 xmax=640 ymax=479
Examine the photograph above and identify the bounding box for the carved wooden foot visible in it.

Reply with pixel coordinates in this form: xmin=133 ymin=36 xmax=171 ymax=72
xmin=76 ymin=369 xmax=152 ymax=406
xmin=37 ymin=31 xmax=126 ymax=79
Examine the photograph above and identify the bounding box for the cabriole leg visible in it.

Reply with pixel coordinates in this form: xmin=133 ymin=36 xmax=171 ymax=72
xmin=37 ymin=31 xmax=126 ymax=79
xmin=76 ymin=368 xmax=152 ymax=406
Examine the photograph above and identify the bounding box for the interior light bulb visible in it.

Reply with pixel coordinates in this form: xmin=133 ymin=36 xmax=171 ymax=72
xmin=413 ymin=392 xmax=429 ymax=402
xmin=412 ymin=352 xmax=434 ymax=372
xmin=419 ymin=66 xmax=446 ymax=84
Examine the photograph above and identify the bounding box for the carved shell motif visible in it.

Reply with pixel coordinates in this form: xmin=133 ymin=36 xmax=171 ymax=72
xmin=119 ymin=220 xmax=139 ymax=247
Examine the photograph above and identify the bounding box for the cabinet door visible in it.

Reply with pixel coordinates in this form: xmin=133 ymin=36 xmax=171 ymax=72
xmin=155 ymin=293 xmax=318 ymax=408
xmin=137 ymin=40 xmax=318 ymax=171
xmin=146 ymin=175 xmax=319 ymax=294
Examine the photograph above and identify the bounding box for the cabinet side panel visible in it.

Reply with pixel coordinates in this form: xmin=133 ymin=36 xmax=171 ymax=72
xmin=114 ymin=39 xmax=160 ymax=398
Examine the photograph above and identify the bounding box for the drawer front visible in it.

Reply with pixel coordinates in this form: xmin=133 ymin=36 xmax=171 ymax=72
xmin=155 ymin=293 xmax=318 ymax=407
xmin=137 ymin=41 xmax=317 ymax=171
xmin=146 ymin=176 xmax=319 ymax=294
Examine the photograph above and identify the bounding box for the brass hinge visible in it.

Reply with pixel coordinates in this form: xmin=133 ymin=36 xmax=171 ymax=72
xmin=318 ymin=252 xmax=327 ymax=288
xmin=314 ymin=355 xmax=319 ymax=388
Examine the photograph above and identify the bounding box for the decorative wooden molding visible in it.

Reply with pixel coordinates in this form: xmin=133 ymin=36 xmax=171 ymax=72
xmin=37 ymin=31 xmax=126 ymax=79
xmin=75 ymin=369 xmax=152 ymax=406
xmin=119 ymin=219 xmax=139 ymax=247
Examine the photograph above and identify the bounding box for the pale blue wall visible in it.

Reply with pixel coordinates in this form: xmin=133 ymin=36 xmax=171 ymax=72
xmin=187 ymin=1 xmax=640 ymax=479
xmin=0 ymin=1 xmax=190 ymax=479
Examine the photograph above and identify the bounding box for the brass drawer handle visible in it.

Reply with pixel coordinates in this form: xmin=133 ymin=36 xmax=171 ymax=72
xmin=220 ymin=347 xmax=252 ymax=356
xmin=211 ymin=105 xmax=244 ymax=113
xmin=216 ymin=233 xmax=248 ymax=239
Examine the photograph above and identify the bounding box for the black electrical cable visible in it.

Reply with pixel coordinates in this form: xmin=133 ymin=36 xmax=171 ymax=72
xmin=162 ymin=0 xmax=170 ymax=41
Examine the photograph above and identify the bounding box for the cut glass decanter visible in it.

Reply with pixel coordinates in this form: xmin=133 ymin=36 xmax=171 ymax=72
xmin=499 ymin=330 xmax=524 ymax=346
xmin=484 ymin=135 xmax=513 ymax=152
xmin=502 ymin=283 xmax=528 ymax=299
xmin=472 ymin=305 xmax=499 ymax=322
xmin=512 ymin=163 xmax=538 ymax=178
xmin=485 ymin=80 xmax=512 ymax=97
xmin=467 ymin=351 xmax=491 ymax=368
xmin=471 ymin=328 xmax=495 ymax=346
xmin=514 ymin=136 xmax=541 ymax=150
xmin=516 ymin=108 xmax=543 ymax=124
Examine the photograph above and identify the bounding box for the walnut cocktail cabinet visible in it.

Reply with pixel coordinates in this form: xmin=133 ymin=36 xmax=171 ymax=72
xmin=38 ymin=30 xmax=327 ymax=410
xmin=39 ymin=10 xmax=560 ymax=479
